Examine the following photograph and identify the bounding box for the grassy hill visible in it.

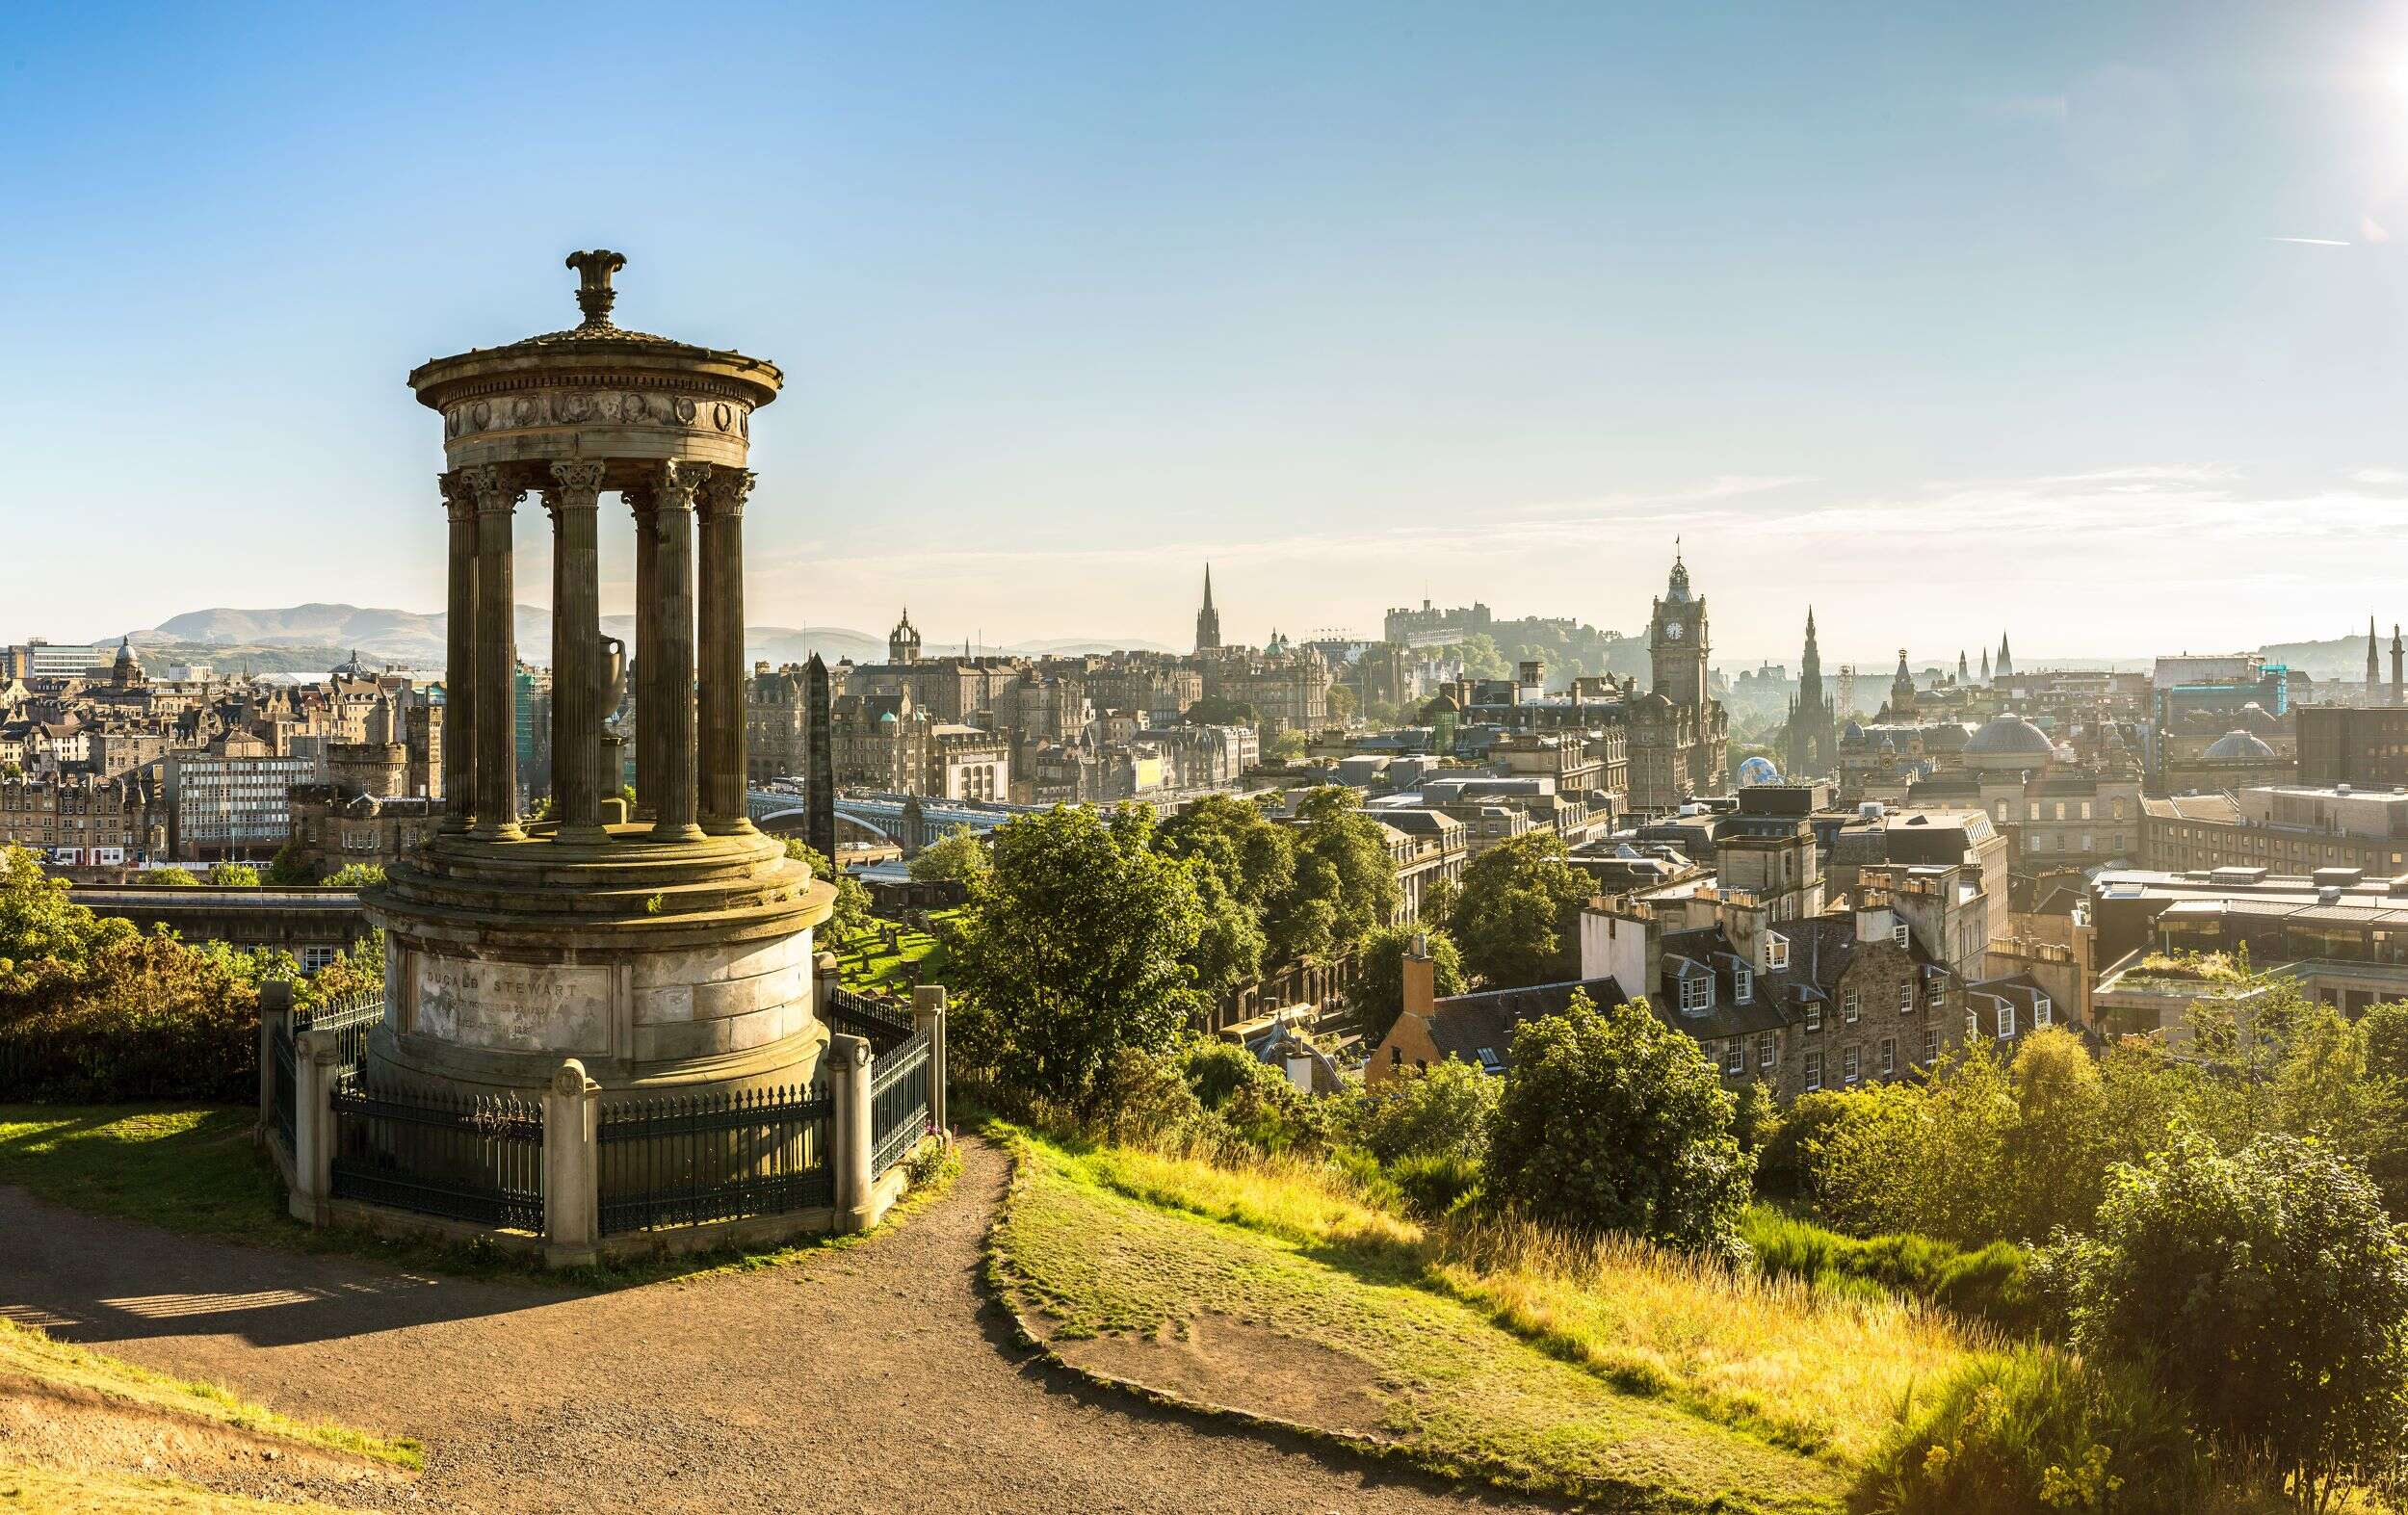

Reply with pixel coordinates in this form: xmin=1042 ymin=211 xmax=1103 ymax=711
xmin=989 ymin=1127 xmax=1990 ymax=1512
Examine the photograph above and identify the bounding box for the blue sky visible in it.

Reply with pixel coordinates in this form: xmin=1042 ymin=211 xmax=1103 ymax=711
xmin=7 ymin=1 xmax=2408 ymax=666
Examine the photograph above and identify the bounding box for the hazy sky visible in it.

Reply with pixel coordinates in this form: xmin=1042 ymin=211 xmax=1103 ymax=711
xmin=8 ymin=2 xmax=2408 ymax=667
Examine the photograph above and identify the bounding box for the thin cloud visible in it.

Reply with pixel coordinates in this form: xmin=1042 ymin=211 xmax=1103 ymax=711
xmin=2346 ymin=467 xmax=2408 ymax=485
xmin=2269 ymin=236 xmax=2350 ymax=247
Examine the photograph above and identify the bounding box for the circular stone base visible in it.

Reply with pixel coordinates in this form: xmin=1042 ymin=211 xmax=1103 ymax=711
xmin=359 ymin=823 xmax=836 ymax=1097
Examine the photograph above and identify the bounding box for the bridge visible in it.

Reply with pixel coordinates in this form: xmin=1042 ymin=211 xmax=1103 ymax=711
xmin=746 ymin=789 xmax=1046 ymax=852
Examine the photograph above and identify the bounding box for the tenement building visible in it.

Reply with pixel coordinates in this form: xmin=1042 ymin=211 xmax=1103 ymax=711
xmin=2137 ymin=784 xmax=2408 ymax=877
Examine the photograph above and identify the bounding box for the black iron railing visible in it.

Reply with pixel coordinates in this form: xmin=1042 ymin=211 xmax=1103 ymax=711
xmin=595 ymin=1084 xmax=834 ymax=1236
xmin=328 ymin=1080 xmax=544 ymax=1231
xmin=870 ymin=1027 xmax=932 ymax=1178
xmin=827 ymin=986 xmax=913 ymax=1053
xmin=270 ymin=1015 xmax=298 ymax=1153
xmin=295 ymin=990 xmax=384 ymax=1079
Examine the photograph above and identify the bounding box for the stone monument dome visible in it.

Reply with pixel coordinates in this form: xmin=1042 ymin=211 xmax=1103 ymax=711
xmin=1965 ymin=713 xmax=2056 ymax=758
xmin=364 ymin=251 xmax=832 ymax=1100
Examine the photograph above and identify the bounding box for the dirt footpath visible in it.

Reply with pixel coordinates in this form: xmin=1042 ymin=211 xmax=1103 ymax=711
xmin=0 ymin=1139 xmax=1555 ymax=1514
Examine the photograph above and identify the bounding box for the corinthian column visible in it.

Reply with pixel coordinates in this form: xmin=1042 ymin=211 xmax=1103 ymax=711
xmin=697 ymin=467 xmax=756 ymax=835
xmin=438 ymin=472 xmax=480 ymax=833
xmin=626 ymin=483 xmax=659 ymax=819
xmin=466 ymin=464 xmax=526 ymax=843
xmin=546 ymin=460 xmax=608 ymax=845
xmin=648 ymin=460 xmax=707 ymax=842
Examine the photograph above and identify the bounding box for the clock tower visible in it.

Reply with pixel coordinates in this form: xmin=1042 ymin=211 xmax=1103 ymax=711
xmin=1649 ymin=547 xmax=1711 ymax=707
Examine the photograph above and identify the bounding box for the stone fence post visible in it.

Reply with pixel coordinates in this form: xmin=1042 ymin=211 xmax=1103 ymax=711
xmin=287 ymin=1030 xmax=342 ymax=1227
xmin=828 ymin=1032 xmax=875 ymax=1232
xmin=257 ymin=979 xmax=293 ymax=1142
xmin=912 ymin=984 xmax=948 ymax=1139
xmin=814 ymin=949 xmax=839 ymax=1023
xmin=543 ymin=1058 xmax=600 ymax=1268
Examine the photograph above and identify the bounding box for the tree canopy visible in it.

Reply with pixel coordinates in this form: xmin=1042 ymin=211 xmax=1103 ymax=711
xmin=1486 ymin=989 xmax=1753 ymax=1254
xmin=946 ymin=805 xmax=1206 ymax=1113
xmin=1448 ymin=831 xmax=1589 ymax=988
xmin=1348 ymin=923 xmax=1465 ymax=1047
xmin=908 ymin=824 xmax=990 ymax=886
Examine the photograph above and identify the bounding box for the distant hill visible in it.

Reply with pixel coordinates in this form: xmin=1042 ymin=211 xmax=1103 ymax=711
xmin=2261 ymin=631 xmax=2390 ymax=683
xmin=125 ymin=604 xmax=1164 ymax=672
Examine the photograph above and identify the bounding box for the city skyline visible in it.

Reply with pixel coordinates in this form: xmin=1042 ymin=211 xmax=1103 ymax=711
xmin=12 ymin=3 xmax=2408 ymax=657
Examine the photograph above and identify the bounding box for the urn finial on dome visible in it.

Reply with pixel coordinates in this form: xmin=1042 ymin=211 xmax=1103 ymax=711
xmin=564 ymin=249 xmax=627 ymax=328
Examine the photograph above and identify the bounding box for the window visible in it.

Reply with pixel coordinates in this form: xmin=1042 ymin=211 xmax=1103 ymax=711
xmin=1758 ymin=1033 xmax=1775 ymax=1071
xmin=1804 ymin=1051 xmax=1823 ymax=1091
xmin=2034 ymin=995 xmax=2053 ymax=1029
xmin=1898 ymin=983 xmax=1914 ymax=1015
xmin=1843 ymin=990 xmax=1860 ymax=1024
xmin=1880 ymin=1037 xmax=1896 ymax=1076
xmin=1680 ymin=975 xmax=1712 ymax=1013
xmin=1924 ymin=1027 xmax=1939 ymax=1063
xmin=1390 ymin=1046 xmax=1401 ymax=1066
xmin=1805 ymin=999 xmax=1822 ymax=1032
xmin=1843 ymin=1046 xmax=1861 ymax=1084
xmin=1734 ymin=967 xmax=1752 ymax=1004
xmin=1966 ymin=1006 xmax=1980 ymax=1040
xmin=2027 ymin=800 xmax=2040 ymax=822
xmin=1723 ymin=1041 xmax=1743 ymax=1077
xmin=1892 ymin=923 xmax=1910 ymax=949
xmin=1999 ymin=1001 xmax=2016 ymax=1039
xmin=2080 ymin=800 xmax=2093 ymax=821
xmin=1764 ymin=932 xmax=1789 ymax=970
xmin=2053 ymin=801 xmax=2066 ymax=822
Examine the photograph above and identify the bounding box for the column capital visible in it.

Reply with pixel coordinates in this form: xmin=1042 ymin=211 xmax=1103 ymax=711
xmin=545 ymin=459 xmax=608 ymax=513
xmin=698 ymin=467 xmax=755 ymax=519
xmin=462 ymin=463 xmax=526 ymax=514
xmin=653 ymin=458 xmax=709 ymax=511
xmin=438 ymin=470 xmax=480 ymax=522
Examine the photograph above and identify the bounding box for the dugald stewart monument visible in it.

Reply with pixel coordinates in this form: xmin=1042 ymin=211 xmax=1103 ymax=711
xmin=366 ymin=251 xmax=835 ymax=1100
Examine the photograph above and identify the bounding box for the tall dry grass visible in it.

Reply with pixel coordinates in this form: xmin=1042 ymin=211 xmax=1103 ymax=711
xmin=1062 ymin=1127 xmax=1987 ymax=1464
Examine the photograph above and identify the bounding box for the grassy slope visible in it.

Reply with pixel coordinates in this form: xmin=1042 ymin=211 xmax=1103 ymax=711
xmin=0 ymin=1320 xmax=419 ymax=1470
xmin=0 ymin=1464 xmax=348 ymax=1514
xmin=994 ymin=1129 xmax=1887 ymax=1514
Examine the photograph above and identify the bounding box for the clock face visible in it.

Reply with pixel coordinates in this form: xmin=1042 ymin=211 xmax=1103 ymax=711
xmin=1665 ymin=622 xmax=1685 ymax=640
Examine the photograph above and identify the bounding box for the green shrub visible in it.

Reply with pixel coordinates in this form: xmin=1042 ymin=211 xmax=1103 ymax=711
xmin=1852 ymin=1348 xmax=2209 ymax=1514
xmin=0 ymin=934 xmax=261 ymax=1103
xmin=1755 ymin=1088 xmax=1852 ymax=1201
xmin=1744 ymin=1209 xmax=2039 ymax=1335
xmin=1348 ymin=1058 xmax=1496 ymax=1165
xmin=1486 ymin=990 xmax=1753 ymax=1257
xmin=1389 ymin=1152 xmax=1481 ymax=1218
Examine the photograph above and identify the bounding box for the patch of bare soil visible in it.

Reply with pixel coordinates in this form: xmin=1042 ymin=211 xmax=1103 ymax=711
xmin=1040 ymin=1310 xmax=1395 ymax=1441
xmin=0 ymin=1375 xmax=410 ymax=1511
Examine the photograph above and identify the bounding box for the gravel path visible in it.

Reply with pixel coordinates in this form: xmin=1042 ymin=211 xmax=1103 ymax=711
xmin=0 ymin=1138 xmax=1555 ymax=1513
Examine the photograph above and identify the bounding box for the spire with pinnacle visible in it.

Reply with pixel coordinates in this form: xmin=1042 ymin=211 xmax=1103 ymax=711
xmin=1194 ymin=563 xmax=1222 ymax=653
xmin=2370 ymin=615 xmax=2382 ymax=690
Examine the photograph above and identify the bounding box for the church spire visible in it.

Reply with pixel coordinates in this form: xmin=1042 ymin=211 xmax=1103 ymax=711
xmin=1193 ymin=563 xmax=1222 ymax=653
xmin=2369 ymin=615 xmax=2382 ymax=690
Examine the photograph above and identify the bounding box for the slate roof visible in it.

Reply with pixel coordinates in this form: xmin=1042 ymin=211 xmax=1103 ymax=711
xmin=1424 ymin=976 xmax=1630 ymax=1071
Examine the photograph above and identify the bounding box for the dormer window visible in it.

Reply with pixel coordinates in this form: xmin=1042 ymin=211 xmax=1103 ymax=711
xmin=1734 ymin=967 xmax=1753 ymax=1005
xmin=1680 ymin=975 xmax=1714 ymax=1013
xmin=1892 ymin=924 xmax=1910 ymax=950
xmin=1764 ymin=932 xmax=1790 ymax=970
xmin=1999 ymin=1001 xmax=2017 ymax=1039
xmin=2034 ymin=995 xmax=2053 ymax=1029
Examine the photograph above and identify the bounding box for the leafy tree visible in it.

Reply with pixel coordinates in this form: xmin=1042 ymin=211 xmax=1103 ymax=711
xmin=1183 ymin=695 xmax=1256 ymax=728
xmin=1180 ymin=862 xmax=1268 ymax=1006
xmin=1348 ymin=1058 xmax=1495 ymax=1165
xmin=1447 ymin=633 xmax=1509 ymax=680
xmin=1347 ymin=923 xmax=1464 ymax=1046
xmin=782 ymin=838 xmax=872 ymax=940
xmin=909 ymin=824 xmax=990 ymax=886
xmin=1806 ymin=1041 xmax=2018 ymax=1245
xmin=2364 ymin=1000 xmax=2408 ymax=1085
xmin=265 ymin=842 xmax=318 ymax=886
xmin=147 ymin=866 xmax=199 ymax=887
xmin=2004 ymin=1026 xmax=2110 ymax=1238
xmin=1286 ymin=787 xmax=1400 ymax=965
xmin=1265 ymin=729 xmax=1309 ymax=763
xmin=1324 ymin=686 xmax=1358 ymax=723
xmin=1450 ymin=831 xmax=1589 ymax=987
xmin=0 ymin=846 xmax=133 ymax=990
xmin=2048 ymin=1130 xmax=2408 ymax=1507
xmin=946 ymin=805 xmax=1206 ymax=1113
xmin=205 ymin=862 xmax=261 ymax=887
xmin=1419 ymin=873 xmax=1460 ymax=932
xmin=2274 ymin=1003 xmax=2408 ymax=1215
xmin=323 ymin=863 xmax=386 ymax=888
xmin=1728 ymin=1080 xmax=1777 ymax=1157
xmin=1486 ymin=989 xmax=1753 ymax=1254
